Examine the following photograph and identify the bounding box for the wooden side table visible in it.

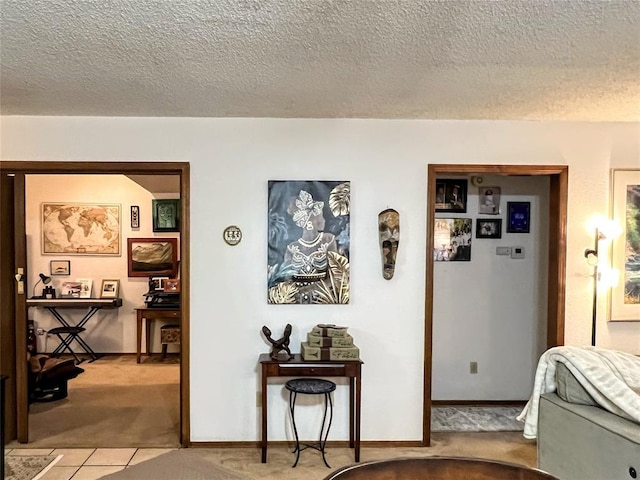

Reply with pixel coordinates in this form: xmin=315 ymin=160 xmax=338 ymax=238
xmin=134 ymin=308 xmax=181 ymax=363
xmin=259 ymin=353 xmax=363 ymax=464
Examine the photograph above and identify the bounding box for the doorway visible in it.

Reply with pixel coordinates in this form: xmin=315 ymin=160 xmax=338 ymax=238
xmin=0 ymin=161 xmax=190 ymax=446
xmin=422 ymin=164 xmax=568 ymax=445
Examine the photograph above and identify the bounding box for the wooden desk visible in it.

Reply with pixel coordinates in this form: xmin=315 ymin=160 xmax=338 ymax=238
xmin=259 ymin=353 xmax=363 ymax=464
xmin=134 ymin=307 xmax=181 ymax=363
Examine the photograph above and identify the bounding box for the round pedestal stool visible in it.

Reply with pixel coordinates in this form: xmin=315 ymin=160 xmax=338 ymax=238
xmin=285 ymin=378 xmax=336 ymax=468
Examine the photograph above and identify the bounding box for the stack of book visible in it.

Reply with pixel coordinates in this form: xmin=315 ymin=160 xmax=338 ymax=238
xmin=301 ymin=324 xmax=360 ymax=361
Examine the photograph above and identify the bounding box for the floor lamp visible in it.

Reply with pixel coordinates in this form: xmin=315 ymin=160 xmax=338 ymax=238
xmin=584 ymin=230 xmax=601 ymax=347
xmin=584 ymin=221 xmax=622 ymax=346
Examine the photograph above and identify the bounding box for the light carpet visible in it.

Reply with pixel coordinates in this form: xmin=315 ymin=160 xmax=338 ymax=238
xmin=24 ymin=355 xmax=180 ymax=448
xmin=92 ymin=433 xmax=537 ymax=480
xmin=431 ymin=406 xmax=525 ymax=432
xmin=4 ymin=455 xmax=62 ymax=480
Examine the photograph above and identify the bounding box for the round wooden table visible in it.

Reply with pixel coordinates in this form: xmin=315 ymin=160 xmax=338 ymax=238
xmin=324 ymin=456 xmax=558 ymax=480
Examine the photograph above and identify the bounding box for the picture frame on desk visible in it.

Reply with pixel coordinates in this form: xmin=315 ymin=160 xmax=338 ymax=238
xmin=60 ymin=281 xmax=82 ymax=298
xmin=149 ymin=276 xmax=169 ymax=291
xmin=77 ymin=278 xmax=93 ymax=298
xmin=100 ymin=279 xmax=120 ymax=298
xmin=163 ymin=278 xmax=181 ymax=293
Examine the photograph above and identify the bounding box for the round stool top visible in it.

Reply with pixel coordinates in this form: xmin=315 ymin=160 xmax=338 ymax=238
xmin=285 ymin=378 xmax=336 ymax=394
xmin=48 ymin=326 xmax=85 ymax=334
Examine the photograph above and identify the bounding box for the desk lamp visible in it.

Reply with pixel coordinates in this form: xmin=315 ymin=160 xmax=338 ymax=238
xmin=33 ymin=273 xmax=51 ymax=298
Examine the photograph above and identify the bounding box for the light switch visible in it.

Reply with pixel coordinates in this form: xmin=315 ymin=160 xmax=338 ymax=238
xmin=496 ymin=246 xmax=511 ymax=256
xmin=511 ymin=246 xmax=525 ymax=259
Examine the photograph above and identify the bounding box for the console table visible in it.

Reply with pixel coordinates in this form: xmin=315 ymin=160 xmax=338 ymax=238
xmin=134 ymin=307 xmax=181 ymax=363
xmin=27 ymin=298 xmax=123 ymax=362
xmin=259 ymin=353 xmax=363 ymax=463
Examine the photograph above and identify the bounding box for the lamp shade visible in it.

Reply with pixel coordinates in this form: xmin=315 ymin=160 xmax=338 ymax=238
xmin=39 ymin=273 xmax=51 ymax=284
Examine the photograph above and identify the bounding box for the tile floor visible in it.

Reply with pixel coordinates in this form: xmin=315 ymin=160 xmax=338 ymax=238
xmin=6 ymin=447 xmax=177 ymax=480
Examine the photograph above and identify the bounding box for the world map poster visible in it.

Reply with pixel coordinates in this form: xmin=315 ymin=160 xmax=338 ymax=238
xmin=41 ymin=203 xmax=121 ymax=255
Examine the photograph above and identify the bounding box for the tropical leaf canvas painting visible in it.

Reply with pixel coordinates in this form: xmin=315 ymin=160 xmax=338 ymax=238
xmin=267 ymin=180 xmax=350 ymax=304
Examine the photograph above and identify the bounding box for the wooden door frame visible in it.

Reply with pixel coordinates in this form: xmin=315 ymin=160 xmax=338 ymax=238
xmin=0 ymin=161 xmax=190 ymax=446
xmin=423 ymin=164 xmax=568 ymax=446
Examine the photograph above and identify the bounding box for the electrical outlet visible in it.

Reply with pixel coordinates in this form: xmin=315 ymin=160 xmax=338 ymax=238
xmin=470 ymin=362 xmax=478 ymax=374
xmin=36 ymin=328 xmax=45 ymax=335
xmin=256 ymin=392 xmax=262 ymax=407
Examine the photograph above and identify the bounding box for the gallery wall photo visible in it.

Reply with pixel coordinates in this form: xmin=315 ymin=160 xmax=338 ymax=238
xmin=267 ymin=180 xmax=350 ymax=304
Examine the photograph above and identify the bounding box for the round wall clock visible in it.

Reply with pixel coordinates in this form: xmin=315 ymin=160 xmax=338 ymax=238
xmin=223 ymin=225 xmax=242 ymax=246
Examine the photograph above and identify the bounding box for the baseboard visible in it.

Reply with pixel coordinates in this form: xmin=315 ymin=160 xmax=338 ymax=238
xmin=431 ymin=400 xmax=527 ymax=406
xmin=189 ymin=440 xmax=424 ymax=448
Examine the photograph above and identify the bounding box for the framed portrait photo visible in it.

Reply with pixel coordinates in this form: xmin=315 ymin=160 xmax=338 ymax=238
xmin=152 ymin=199 xmax=180 ymax=232
xmin=435 ymin=179 xmax=468 ymax=213
xmin=476 ymin=219 xmax=502 ymax=239
xmin=478 ymin=186 xmax=501 ymax=215
xmin=100 ymin=279 xmax=120 ymax=298
xmin=506 ymin=202 xmax=531 ymax=233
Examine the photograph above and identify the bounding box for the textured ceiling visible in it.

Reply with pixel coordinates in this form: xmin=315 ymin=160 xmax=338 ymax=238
xmin=1 ymin=0 xmax=639 ymax=120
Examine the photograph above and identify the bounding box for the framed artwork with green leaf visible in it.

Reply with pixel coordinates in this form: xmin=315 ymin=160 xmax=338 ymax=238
xmin=267 ymin=180 xmax=350 ymax=304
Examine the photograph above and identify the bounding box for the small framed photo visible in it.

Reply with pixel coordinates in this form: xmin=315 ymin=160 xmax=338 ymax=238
xmin=150 ymin=276 xmax=169 ymax=291
xmin=131 ymin=205 xmax=140 ymax=229
xmin=77 ymin=278 xmax=93 ymax=298
xmin=152 ymin=199 xmax=180 ymax=232
xmin=100 ymin=279 xmax=120 ymax=298
xmin=476 ymin=219 xmax=502 ymax=239
xmin=478 ymin=186 xmax=501 ymax=215
xmin=50 ymin=260 xmax=71 ymax=276
xmin=61 ymin=281 xmax=82 ymax=297
xmin=507 ymin=202 xmax=531 ymax=233
xmin=435 ymin=179 xmax=468 ymax=213
xmin=164 ymin=278 xmax=181 ymax=293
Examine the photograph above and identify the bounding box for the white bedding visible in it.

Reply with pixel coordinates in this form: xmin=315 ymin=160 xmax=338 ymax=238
xmin=517 ymin=346 xmax=640 ymax=439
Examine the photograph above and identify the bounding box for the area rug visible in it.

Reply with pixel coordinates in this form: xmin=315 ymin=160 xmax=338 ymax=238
xmin=431 ymin=406 xmax=525 ymax=432
xmin=4 ymin=454 xmax=62 ymax=480
xmin=98 ymin=450 xmax=250 ymax=480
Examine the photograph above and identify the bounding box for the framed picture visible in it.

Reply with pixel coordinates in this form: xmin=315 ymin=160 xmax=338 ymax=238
xmin=61 ymin=281 xmax=82 ymax=297
xmin=100 ymin=279 xmax=120 ymax=298
xmin=476 ymin=219 xmax=502 ymax=239
xmin=76 ymin=278 xmax=93 ymax=298
xmin=152 ymin=199 xmax=180 ymax=232
xmin=433 ymin=218 xmax=472 ymax=261
xmin=267 ymin=180 xmax=351 ymax=304
xmin=435 ymin=179 xmax=467 ymax=213
xmin=478 ymin=186 xmax=501 ymax=215
xmin=50 ymin=260 xmax=71 ymax=276
xmin=609 ymin=169 xmax=640 ymax=322
xmin=127 ymin=238 xmax=178 ymax=277
xmin=506 ymin=202 xmax=531 ymax=233
xmin=131 ymin=205 xmax=140 ymax=229
xmin=41 ymin=203 xmax=121 ymax=255
xmin=150 ymin=276 xmax=169 ymax=291
xmin=164 ymin=278 xmax=181 ymax=293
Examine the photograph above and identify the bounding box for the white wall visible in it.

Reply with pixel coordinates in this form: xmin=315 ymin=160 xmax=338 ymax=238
xmin=2 ymin=117 xmax=639 ymax=443
xmin=25 ymin=174 xmax=180 ymax=354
